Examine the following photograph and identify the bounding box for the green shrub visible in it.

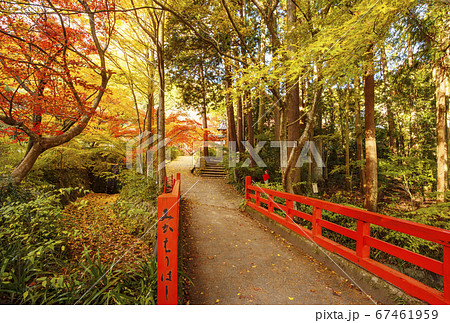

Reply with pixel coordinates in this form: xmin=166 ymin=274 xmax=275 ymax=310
xmin=0 ymin=188 xmax=77 ymax=304
xmin=112 ymin=170 xmax=159 ymax=246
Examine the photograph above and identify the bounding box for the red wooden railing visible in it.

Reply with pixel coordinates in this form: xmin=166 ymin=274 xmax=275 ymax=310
xmin=245 ymin=176 xmax=450 ymax=305
xmin=157 ymin=173 xmax=181 ymax=305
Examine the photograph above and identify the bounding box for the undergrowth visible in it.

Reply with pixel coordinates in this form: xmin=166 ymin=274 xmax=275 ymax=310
xmin=0 ymin=184 xmax=158 ymax=304
xmin=112 ymin=170 xmax=159 ymax=246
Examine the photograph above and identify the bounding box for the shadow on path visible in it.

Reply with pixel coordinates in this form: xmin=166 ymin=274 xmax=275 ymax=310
xmin=168 ymin=156 xmax=377 ymax=305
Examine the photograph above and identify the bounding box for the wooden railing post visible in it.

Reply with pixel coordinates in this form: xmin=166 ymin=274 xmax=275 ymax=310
xmin=255 ymin=190 xmax=261 ymax=207
xmin=268 ymin=194 xmax=274 ymax=215
xmin=245 ymin=176 xmax=251 ymax=202
xmin=444 ymin=245 xmax=450 ymax=302
xmin=286 ymin=199 xmax=293 ymax=223
xmin=312 ymin=206 xmax=322 ymax=237
xmin=157 ymin=174 xmax=181 ymax=305
xmin=356 ymin=220 xmax=371 ymax=259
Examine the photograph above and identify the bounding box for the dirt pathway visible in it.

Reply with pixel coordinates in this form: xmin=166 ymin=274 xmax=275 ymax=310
xmin=168 ymin=156 xmax=377 ymax=305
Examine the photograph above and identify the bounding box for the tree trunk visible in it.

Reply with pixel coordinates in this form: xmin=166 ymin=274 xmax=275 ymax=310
xmin=10 ymin=142 xmax=44 ymax=185
xmin=157 ymin=14 xmax=166 ymax=190
xmin=200 ymin=61 xmax=209 ymax=158
xmin=286 ymin=0 xmax=301 ymax=192
xmin=364 ymin=47 xmax=378 ymax=212
xmin=274 ymin=102 xmax=281 ymax=141
xmin=435 ymin=64 xmax=448 ymax=203
xmin=245 ymin=91 xmax=255 ymax=167
xmin=381 ymin=45 xmax=397 ymax=156
xmin=344 ymin=85 xmax=351 ymax=191
xmin=236 ymin=96 xmax=244 ymax=152
xmin=225 ymin=58 xmax=237 ymax=146
xmin=283 ymin=72 xmax=322 ymax=192
xmin=355 ymin=85 xmax=366 ymax=195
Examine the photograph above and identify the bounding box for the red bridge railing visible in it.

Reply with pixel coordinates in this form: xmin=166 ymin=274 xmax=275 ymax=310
xmin=245 ymin=176 xmax=450 ymax=305
xmin=157 ymin=173 xmax=181 ymax=305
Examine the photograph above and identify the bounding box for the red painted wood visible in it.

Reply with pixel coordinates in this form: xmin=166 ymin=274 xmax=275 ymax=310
xmin=245 ymin=178 xmax=450 ymax=304
xmin=312 ymin=206 xmax=322 ymax=237
xmin=356 ymin=220 xmax=370 ymax=259
xmin=444 ymin=246 xmax=450 ymax=302
xmin=317 ymin=218 xmax=358 ymax=241
xmin=366 ymin=236 xmax=443 ymax=275
xmin=291 ymin=209 xmax=313 ymax=223
xmin=248 ymin=184 xmax=450 ymax=246
xmin=286 ymin=199 xmax=293 ymax=224
xmin=359 ymin=258 xmax=448 ymax=305
xmin=157 ymin=173 xmax=181 ymax=305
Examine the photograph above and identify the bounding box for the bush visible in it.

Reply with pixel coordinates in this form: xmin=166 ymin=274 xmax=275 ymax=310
xmin=0 ymin=185 xmax=159 ymax=304
xmin=112 ymin=170 xmax=159 ymax=246
xmin=0 ymin=187 xmax=76 ymax=304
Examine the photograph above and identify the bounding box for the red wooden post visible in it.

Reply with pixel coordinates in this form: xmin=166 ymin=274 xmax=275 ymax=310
xmin=356 ymin=220 xmax=371 ymax=259
xmin=256 ymin=190 xmax=261 ymax=207
xmin=157 ymin=175 xmax=181 ymax=305
xmin=312 ymin=206 xmax=322 ymax=237
xmin=245 ymin=176 xmax=251 ymax=202
xmin=268 ymin=194 xmax=274 ymax=215
xmin=286 ymin=199 xmax=293 ymax=223
xmin=444 ymin=245 xmax=450 ymax=302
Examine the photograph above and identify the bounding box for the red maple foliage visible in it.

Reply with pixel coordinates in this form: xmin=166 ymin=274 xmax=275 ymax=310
xmin=0 ymin=0 xmax=116 ymax=183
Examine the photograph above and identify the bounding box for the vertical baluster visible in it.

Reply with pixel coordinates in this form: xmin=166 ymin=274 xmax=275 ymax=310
xmin=444 ymin=245 xmax=450 ymax=303
xmin=312 ymin=206 xmax=322 ymax=237
xmin=268 ymin=194 xmax=274 ymax=215
xmin=356 ymin=220 xmax=371 ymax=259
xmin=256 ymin=190 xmax=261 ymax=207
xmin=245 ymin=176 xmax=251 ymax=202
xmin=286 ymin=199 xmax=293 ymax=223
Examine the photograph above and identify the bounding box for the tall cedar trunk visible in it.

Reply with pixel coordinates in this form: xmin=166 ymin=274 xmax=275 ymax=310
xmin=269 ymin=10 xmax=281 ymax=142
xmin=245 ymin=91 xmax=255 ymax=167
xmin=286 ymin=0 xmax=301 ymax=192
xmin=225 ymin=59 xmax=237 ymax=145
xmin=274 ymin=103 xmax=280 ymax=141
xmin=200 ymin=61 xmax=208 ymax=157
xmin=157 ymin=15 xmax=166 ymax=190
xmin=345 ymin=85 xmax=351 ymax=191
xmin=381 ymin=45 xmax=397 ymax=155
xmin=435 ymin=64 xmax=448 ymax=203
xmin=364 ymin=48 xmax=378 ymax=212
xmin=283 ymin=81 xmax=322 ymax=192
xmin=257 ymin=14 xmax=265 ymax=132
xmin=236 ymin=96 xmax=244 ymax=152
xmin=355 ymin=88 xmax=366 ymax=195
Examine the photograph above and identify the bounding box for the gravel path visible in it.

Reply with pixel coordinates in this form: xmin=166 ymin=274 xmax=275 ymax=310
xmin=167 ymin=156 xmax=377 ymax=305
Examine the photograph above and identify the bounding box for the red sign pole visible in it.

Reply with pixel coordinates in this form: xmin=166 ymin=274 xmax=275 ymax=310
xmin=157 ymin=174 xmax=180 ymax=305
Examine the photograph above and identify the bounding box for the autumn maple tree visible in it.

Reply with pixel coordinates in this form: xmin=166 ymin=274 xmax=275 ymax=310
xmin=0 ymin=0 xmax=115 ymax=184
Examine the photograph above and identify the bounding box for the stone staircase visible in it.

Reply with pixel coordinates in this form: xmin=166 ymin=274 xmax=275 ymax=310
xmin=200 ymin=162 xmax=227 ymax=178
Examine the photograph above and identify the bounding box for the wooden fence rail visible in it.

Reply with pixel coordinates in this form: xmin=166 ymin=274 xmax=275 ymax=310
xmin=245 ymin=176 xmax=450 ymax=305
xmin=157 ymin=173 xmax=181 ymax=305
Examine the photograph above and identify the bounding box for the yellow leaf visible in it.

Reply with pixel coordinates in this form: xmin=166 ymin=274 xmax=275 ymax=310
xmin=23 ymin=291 xmax=29 ymax=299
xmin=288 ymin=297 xmax=294 ymax=300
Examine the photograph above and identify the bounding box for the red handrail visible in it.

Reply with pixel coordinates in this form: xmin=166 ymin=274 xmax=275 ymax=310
xmin=245 ymin=176 xmax=450 ymax=305
xmin=157 ymin=173 xmax=181 ymax=305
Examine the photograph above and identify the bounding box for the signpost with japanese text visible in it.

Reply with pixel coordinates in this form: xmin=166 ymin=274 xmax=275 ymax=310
xmin=157 ymin=173 xmax=181 ymax=305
